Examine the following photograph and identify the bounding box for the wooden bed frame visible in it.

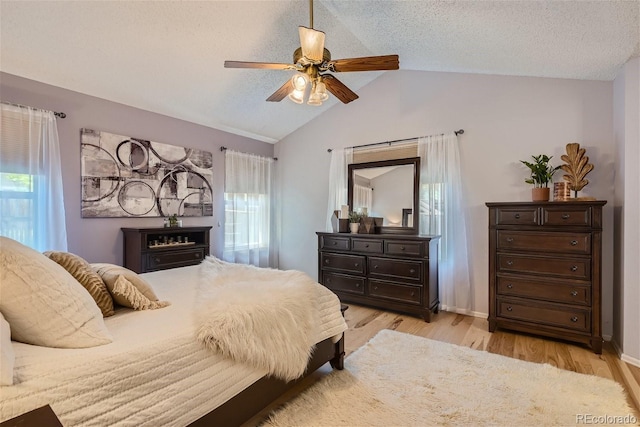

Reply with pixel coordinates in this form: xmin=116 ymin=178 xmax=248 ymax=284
xmin=189 ymin=333 xmax=345 ymax=426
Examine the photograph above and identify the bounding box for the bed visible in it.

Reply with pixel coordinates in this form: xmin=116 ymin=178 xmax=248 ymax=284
xmin=0 ymin=241 xmax=348 ymax=427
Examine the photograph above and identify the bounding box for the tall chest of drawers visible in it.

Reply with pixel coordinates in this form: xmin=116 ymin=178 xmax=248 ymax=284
xmin=486 ymin=201 xmax=607 ymax=353
xmin=317 ymin=232 xmax=440 ymax=322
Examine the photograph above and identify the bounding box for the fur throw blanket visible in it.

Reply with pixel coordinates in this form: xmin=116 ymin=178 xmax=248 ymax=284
xmin=195 ymin=257 xmax=321 ymax=381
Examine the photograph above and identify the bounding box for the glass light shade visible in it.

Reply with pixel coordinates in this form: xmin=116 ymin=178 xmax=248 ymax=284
xmin=288 ymin=89 xmax=305 ymax=104
xmin=291 ymin=73 xmax=308 ymax=91
xmin=307 ymin=92 xmax=323 ymax=106
xmin=298 ymin=26 xmax=325 ymax=62
xmin=315 ymin=80 xmax=329 ymax=101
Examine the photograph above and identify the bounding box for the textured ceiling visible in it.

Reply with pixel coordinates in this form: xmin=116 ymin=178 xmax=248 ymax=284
xmin=1 ymin=1 xmax=638 ymax=143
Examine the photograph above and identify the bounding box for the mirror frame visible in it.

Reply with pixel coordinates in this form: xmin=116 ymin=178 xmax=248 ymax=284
xmin=348 ymin=157 xmax=420 ymax=235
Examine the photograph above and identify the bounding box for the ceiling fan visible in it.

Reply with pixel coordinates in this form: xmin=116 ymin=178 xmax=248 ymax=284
xmin=224 ymin=0 xmax=399 ymax=106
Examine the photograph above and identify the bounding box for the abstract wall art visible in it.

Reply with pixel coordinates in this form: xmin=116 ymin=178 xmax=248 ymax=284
xmin=81 ymin=128 xmax=213 ymax=218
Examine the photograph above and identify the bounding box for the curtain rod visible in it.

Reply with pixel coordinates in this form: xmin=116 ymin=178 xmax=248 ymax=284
xmin=327 ymin=129 xmax=464 ymax=153
xmin=220 ymin=146 xmax=278 ymax=161
xmin=1 ymin=101 xmax=66 ymax=119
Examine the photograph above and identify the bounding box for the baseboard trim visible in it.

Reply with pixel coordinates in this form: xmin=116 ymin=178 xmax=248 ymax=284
xmin=622 ymin=354 xmax=640 ymax=368
xmin=440 ymin=306 xmax=487 ymax=319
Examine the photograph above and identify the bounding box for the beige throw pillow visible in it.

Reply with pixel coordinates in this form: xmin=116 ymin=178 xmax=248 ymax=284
xmin=44 ymin=251 xmax=115 ymax=317
xmin=0 ymin=237 xmax=112 ymax=348
xmin=91 ymin=263 xmax=159 ymax=307
xmin=1 ymin=312 xmax=15 ymax=385
xmin=110 ymin=275 xmax=170 ymax=310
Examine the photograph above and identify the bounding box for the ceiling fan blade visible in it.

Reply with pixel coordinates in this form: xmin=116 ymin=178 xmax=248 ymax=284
xmin=322 ymin=75 xmax=358 ymax=104
xmin=266 ymin=79 xmax=294 ymax=102
xmin=224 ymin=61 xmax=295 ymax=70
xmin=298 ymin=26 xmax=325 ymax=63
xmin=326 ymin=55 xmax=399 ymax=72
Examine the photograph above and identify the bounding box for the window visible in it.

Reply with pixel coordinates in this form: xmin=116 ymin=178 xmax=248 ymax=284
xmin=222 ymin=150 xmax=277 ymax=267
xmin=0 ymin=103 xmax=67 ymax=251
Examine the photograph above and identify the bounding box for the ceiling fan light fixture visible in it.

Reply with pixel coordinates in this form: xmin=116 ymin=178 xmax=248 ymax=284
xmin=288 ymin=88 xmax=305 ymax=104
xmin=315 ymin=79 xmax=329 ymax=101
xmin=291 ymin=73 xmax=309 ymax=91
xmin=298 ymin=26 xmax=326 ymax=63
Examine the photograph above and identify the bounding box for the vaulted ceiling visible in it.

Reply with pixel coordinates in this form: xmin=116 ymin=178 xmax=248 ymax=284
xmin=1 ymin=1 xmax=638 ymax=143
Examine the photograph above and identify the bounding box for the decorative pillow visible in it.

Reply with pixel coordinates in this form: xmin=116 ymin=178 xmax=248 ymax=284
xmin=90 ymin=263 xmax=160 ymax=306
xmin=1 ymin=312 xmax=15 ymax=385
xmin=44 ymin=251 xmax=115 ymax=317
xmin=110 ymin=275 xmax=170 ymax=310
xmin=0 ymin=237 xmax=112 ymax=348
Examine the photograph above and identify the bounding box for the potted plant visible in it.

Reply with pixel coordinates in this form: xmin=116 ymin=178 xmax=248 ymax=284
xmin=520 ymin=154 xmax=561 ymax=201
xmin=167 ymin=214 xmax=181 ymax=227
xmin=348 ymin=211 xmax=363 ymax=234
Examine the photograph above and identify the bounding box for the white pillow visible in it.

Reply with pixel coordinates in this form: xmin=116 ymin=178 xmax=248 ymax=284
xmin=0 ymin=237 xmax=112 ymax=348
xmin=0 ymin=312 xmax=14 ymax=385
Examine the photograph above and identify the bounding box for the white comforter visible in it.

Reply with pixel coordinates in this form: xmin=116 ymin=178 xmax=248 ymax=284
xmin=0 ymin=265 xmax=347 ymax=426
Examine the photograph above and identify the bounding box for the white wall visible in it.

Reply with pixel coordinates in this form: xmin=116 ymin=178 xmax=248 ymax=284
xmin=275 ymin=70 xmax=615 ymax=334
xmin=613 ymin=57 xmax=640 ymax=364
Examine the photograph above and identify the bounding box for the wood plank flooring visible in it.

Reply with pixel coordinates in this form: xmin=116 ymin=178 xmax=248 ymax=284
xmin=243 ymin=305 xmax=640 ymax=426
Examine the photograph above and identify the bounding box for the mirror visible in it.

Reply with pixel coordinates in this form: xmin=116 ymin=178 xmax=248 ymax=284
xmin=348 ymin=157 xmax=420 ymax=235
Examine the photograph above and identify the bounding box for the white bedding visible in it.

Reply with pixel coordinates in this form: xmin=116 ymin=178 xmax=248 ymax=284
xmin=0 ymin=265 xmax=347 ymax=426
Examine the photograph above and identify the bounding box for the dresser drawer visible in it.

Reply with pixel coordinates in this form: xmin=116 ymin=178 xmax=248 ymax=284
xmin=541 ymin=205 xmax=591 ymax=227
xmin=497 ymin=298 xmax=590 ymax=332
xmin=321 ymin=253 xmax=365 ymax=274
xmin=494 ymin=207 xmax=538 ymax=226
xmin=497 ymin=254 xmax=591 ymax=280
xmin=368 ymin=279 xmax=421 ymax=305
xmin=146 ymin=248 xmax=205 ymax=271
xmin=497 ymin=231 xmax=591 ymax=255
xmin=320 ymin=236 xmax=350 ymax=251
xmin=384 ymin=240 xmax=423 ymax=257
xmin=368 ymin=257 xmax=422 ymax=281
xmin=496 ymin=276 xmax=590 ymax=305
xmin=322 ymin=272 xmax=365 ymax=295
xmin=352 ymin=238 xmax=383 ymax=253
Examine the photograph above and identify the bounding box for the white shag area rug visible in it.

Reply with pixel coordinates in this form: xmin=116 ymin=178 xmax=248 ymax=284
xmin=263 ymin=329 xmax=637 ymax=426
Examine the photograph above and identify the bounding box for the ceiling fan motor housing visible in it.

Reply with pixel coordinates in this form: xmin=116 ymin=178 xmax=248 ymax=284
xmin=294 ymin=47 xmax=331 ymax=65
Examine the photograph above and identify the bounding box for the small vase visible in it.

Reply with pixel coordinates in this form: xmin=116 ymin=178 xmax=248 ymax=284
xmin=531 ymin=187 xmax=550 ymax=202
xmin=349 ymin=222 xmax=359 ymax=234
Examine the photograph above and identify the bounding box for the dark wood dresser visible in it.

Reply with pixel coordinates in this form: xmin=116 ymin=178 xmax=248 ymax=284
xmin=486 ymin=201 xmax=607 ymax=353
xmin=316 ymin=232 xmax=440 ymax=322
xmin=122 ymin=226 xmax=212 ymax=273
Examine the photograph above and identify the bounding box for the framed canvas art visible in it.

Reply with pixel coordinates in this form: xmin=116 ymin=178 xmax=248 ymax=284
xmin=81 ymin=128 xmax=213 ymax=218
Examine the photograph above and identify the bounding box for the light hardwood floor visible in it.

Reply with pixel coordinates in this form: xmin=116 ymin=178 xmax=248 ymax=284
xmin=244 ymin=304 xmax=640 ymax=426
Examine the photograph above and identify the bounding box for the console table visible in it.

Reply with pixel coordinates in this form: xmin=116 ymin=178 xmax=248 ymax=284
xmin=121 ymin=226 xmax=212 ymax=273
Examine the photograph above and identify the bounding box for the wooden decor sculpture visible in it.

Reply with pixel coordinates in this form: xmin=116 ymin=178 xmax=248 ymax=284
xmin=560 ymin=143 xmax=594 ymax=199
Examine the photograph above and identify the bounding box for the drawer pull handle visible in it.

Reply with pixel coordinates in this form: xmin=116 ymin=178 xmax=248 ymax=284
xmin=506 ymin=306 xmax=513 ymax=311
xmin=365 ymin=244 xmax=369 ymax=248
xmin=333 ymin=241 xmax=337 ymax=245
xmin=355 ymin=283 xmax=360 ymax=288
xmin=373 ymin=265 xmax=379 ymax=269
xmin=506 ymin=260 xmax=514 ymax=266
xmin=562 ymin=213 xmax=571 ymax=219
xmin=514 ymin=213 xmax=521 ymax=219
xmin=327 ymin=278 xmax=331 ymax=284
xmin=154 ymin=257 xmax=160 ymax=263
xmin=507 ymin=284 xmax=513 ymax=289
xmin=570 ymin=240 xmax=578 ymax=246
xmin=570 ymin=316 xmax=579 ymax=322
xmin=195 ymin=253 xmax=201 ymax=258
xmin=354 ymin=263 xmax=359 ymax=267
xmin=570 ymin=265 xmax=578 ymax=272
xmin=409 ymin=269 xmax=416 ymax=274
xmin=401 ymin=246 xmax=406 ymax=251
xmin=570 ymin=290 xmax=578 ymax=296
xmin=506 ymin=237 xmax=514 ymax=243
xmin=410 ymin=291 xmax=415 ymax=297
xmin=325 ymin=259 xmax=330 ymax=264
xmin=373 ymin=286 xmax=378 ymax=290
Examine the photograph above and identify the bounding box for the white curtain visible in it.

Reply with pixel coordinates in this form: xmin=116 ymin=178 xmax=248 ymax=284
xmin=0 ymin=103 xmax=67 ymax=251
xmin=222 ymin=150 xmax=278 ymax=268
xmin=325 ymin=147 xmax=353 ymax=231
xmin=353 ymin=184 xmax=373 ymax=213
xmin=418 ymin=133 xmax=471 ymax=313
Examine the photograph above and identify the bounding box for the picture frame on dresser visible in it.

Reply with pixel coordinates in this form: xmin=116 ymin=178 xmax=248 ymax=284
xmin=486 ymin=201 xmax=607 ymax=353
